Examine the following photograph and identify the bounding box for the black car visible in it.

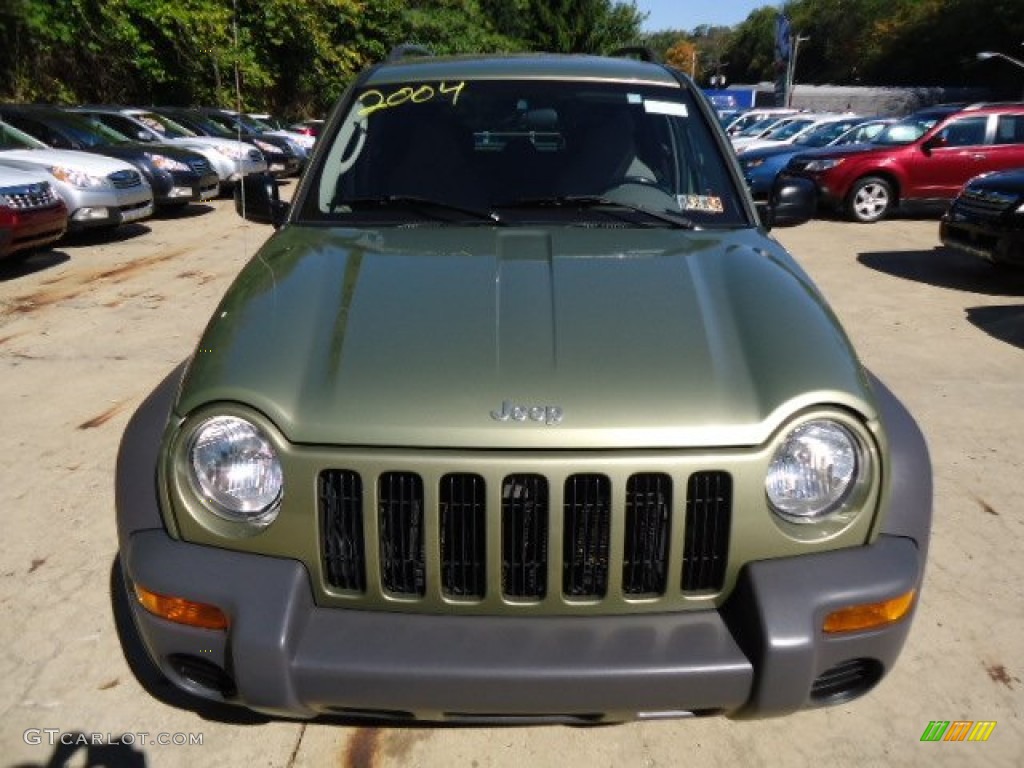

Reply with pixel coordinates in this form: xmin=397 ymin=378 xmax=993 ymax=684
xmin=940 ymin=169 xmax=1024 ymax=268
xmin=151 ymin=107 xmax=302 ymax=178
xmin=0 ymin=105 xmax=219 ymax=209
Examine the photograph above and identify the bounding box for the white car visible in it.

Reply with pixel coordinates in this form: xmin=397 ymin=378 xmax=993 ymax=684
xmin=71 ymin=107 xmax=268 ymax=191
xmin=723 ymin=107 xmax=798 ymax=136
xmin=733 ymin=114 xmax=853 ymax=155
xmin=0 ymin=119 xmax=153 ymax=231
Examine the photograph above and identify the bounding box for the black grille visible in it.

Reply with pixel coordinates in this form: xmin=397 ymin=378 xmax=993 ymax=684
xmin=955 ymin=189 xmax=1018 ymax=219
xmin=563 ymin=474 xmax=611 ymax=598
xmin=810 ymin=658 xmax=883 ymax=703
xmin=320 ymin=470 xmax=366 ymax=592
xmin=108 ymin=169 xmax=142 ymax=188
xmin=248 ymin=149 xmax=263 ymax=162
xmin=316 ymin=467 xmax=734 ymax=608
xmin=623 ymin=474 xmax=672 ymax=596
xmin=0 ymin=182 xmax=58 ymax=210
xmin=440 ymin=473 xmax=487 ymax=598
xmin=379 ymin=472 xmax=426 ymax=596
xmin=501 ymin=474 xmax=549 ymax=599
xmin=681 ymin=471 xmax=731 ymax=592
xmin=186 ymin=157 xmax=215 ymax=175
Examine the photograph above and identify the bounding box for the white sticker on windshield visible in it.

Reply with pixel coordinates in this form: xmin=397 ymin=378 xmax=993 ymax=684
xmin=644 ymin=100 xmax=688 ymax=117
xmin=627 ymin=93 xmax=643 ymax=104
xmin=678 ymin=194 xmax=724 ymax=213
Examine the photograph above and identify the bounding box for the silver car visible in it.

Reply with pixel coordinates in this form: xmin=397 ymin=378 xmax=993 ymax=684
xmin=0 ymin=119 xmax=153 ymax=231
xmin=71 ymin=108 xmax=268 ymax=192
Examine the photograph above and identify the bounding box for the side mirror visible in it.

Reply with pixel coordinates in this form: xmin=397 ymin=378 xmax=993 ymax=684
xmin=136 ymin=131 xmax=155 ymax=142
xmin=758 ymin=176 xmax=816 ymax=229
xmin=922 ymin=135 xmax=947 ymax=153
xmin=234 ymin=172 xmax=288 ymax=227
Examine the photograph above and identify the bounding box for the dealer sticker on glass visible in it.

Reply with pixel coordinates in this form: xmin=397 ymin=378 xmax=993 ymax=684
xmin=678 ymin=194 xmax=724 ymax=213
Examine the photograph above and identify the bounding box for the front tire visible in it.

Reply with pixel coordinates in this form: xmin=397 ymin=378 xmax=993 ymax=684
xmin=846 ymin=176 xmax=893 ymax=223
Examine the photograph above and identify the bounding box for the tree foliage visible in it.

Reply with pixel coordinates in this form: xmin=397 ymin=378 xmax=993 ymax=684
xmin=2 ymin=0 xmax=1021 ymax=115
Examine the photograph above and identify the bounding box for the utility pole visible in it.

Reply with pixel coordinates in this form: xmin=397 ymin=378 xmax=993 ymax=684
xmin=786 ymin=34 xmax=810 ymax=107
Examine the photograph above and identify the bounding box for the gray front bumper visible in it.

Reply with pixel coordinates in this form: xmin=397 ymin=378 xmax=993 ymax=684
xmin=116 ymin=366 xmax=930 ymax=722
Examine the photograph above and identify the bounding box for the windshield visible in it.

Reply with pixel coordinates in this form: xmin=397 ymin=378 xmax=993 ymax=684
xmin=793 ymin=119 xmax=864 ymax=148
xmin=307 ymin=78 xmax=746 ymax=228
xmin=0 ymin=120 xmax=48 ymax=150
xmin=873 ymin=118 xmax=935 ymax=146
xmin=763 ymin=118 xmax=816 ymax=141
xmin=134 ymin=112 xmax=195 ymax=139
xmin=51 ymin=112 xmax=132 ymax=147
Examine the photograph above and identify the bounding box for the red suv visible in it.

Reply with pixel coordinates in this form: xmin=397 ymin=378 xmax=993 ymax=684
xmin=784 ymin=105 xmax=1024 ymax=223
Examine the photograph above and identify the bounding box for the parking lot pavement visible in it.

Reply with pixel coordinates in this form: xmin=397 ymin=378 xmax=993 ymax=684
xmin=1 ymin=205 xmax=1021 ymax=767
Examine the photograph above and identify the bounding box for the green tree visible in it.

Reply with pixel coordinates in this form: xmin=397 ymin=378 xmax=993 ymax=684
xmin=521 ymin=0 xmax=646 ymax=53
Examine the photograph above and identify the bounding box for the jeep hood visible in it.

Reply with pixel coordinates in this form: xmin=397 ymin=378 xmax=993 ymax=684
xmin=177 ymin=227 xmax=876 ymax=449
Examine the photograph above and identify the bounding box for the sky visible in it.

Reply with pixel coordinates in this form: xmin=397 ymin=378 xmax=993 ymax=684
xmin=636 ymin=0 xmax=778 ymax=33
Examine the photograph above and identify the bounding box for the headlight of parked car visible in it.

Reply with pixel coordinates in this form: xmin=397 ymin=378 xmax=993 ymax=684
xmin=802 ymin=158 xmax=844 ymax=172
xmin=741 ymin=157 xmax=766 ymax=170
xmin=146 ymin=153 xmax=191 ymax=172
xmin=48 ymin=165 xmax=111 ymax=189
xmin=765 ymin=418 xmax=867 ymax=524
xmin=214 ymin=143 xmax=248 ymax=160
xmin=188 ymin=415 xmax=283 ymax=527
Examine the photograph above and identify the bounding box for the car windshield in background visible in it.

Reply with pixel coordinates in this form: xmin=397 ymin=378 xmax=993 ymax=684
xmin=134 ymin=112 xmax=195 ymax=139
xmin=309 ymin=79 xmax=745 ymax=228
xmin=793 ymin=120 xmax=863 ymax=147
xmin=0 ymin=120 xmax=48 ymax=150
xmin=873 ymin=119 xmax=932 ymax=146
xmin=50 ymin=112 xmax=133 ymax=147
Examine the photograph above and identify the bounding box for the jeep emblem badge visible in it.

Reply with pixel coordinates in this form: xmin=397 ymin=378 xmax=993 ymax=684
xmin=491 ymin=400 xmax=564 ymax=426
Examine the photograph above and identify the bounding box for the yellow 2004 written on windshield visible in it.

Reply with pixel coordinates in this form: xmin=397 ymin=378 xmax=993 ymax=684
xmin=358 ymin=81 xmax=467 ymax=118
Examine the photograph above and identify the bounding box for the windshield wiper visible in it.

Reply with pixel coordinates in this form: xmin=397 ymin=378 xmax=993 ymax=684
xmin=335 ymin=195 xmax=504 ymax=225
xmin=498 ymin=196 xmax=698 ymax=229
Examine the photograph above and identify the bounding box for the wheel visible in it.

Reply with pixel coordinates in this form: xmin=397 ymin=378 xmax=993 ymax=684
xmin=846 ymin=176 xmax=894 ymax=223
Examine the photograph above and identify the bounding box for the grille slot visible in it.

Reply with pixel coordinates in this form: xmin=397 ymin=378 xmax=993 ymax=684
xmin=563 ymin=474 xmax=611 ymax=598
xmin=440 ymin=473 xmax=487 ymax=598
xmin=681 ymin=471 xmax=731 ymax=593
xmin=379 ymin=472 xmax=426 ymax=596
xmin=320 ymin=470 xmax=366 ymax=592
xmin=501 ymin=474 xmax=549 ymax=599
xmin=623 ymin=473 xmax=672 ymax=596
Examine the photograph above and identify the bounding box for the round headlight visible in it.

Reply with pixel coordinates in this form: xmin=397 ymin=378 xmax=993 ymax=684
xmin=766 ymin=419 xmax=862 ymax=523
xmin=189 ymin=415 xmax=283 ymax=526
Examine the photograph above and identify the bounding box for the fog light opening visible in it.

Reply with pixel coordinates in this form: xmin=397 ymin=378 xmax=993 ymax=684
xmin=167 ymin=653 xmax=236 ymax=698
xmin=810 ymin=658 xmax=883 ymax=704
xmin=823 ymin=589 xmax=916 ymax=634
xmin=134 ymin=584 xmax=229 ymax=630
xmin=71 ymin=207 xmax=111 ymax=221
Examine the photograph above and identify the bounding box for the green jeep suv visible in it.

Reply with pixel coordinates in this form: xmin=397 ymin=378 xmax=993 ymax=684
xmin=115 ymin=49 xmax=931 ymax=723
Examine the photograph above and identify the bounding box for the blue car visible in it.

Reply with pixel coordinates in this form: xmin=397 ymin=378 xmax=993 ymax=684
xmin=740 ymin=117 xmax=892 ymax=201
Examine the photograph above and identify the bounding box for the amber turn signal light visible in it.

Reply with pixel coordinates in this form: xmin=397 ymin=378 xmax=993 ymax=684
xmin=823 ymin=589 xmax=916 ymax=634
xmin=134 ymin=584 xmax=229 ymax=631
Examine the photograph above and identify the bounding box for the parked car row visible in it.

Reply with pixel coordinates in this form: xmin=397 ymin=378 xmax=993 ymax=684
xmin=0 ymin=101 xmax=315 ymax=261
xmin=772 ymin=102 xmax=1024 ymax=224
xmin=721 ymin=101 xmax=1024 ymax=267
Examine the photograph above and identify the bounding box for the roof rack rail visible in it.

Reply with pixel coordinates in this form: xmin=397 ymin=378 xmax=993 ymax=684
xmin=607 ymin=46 xmax=659 ymax=63
xmin=387 ymin=44 xmax=434 ymax=62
